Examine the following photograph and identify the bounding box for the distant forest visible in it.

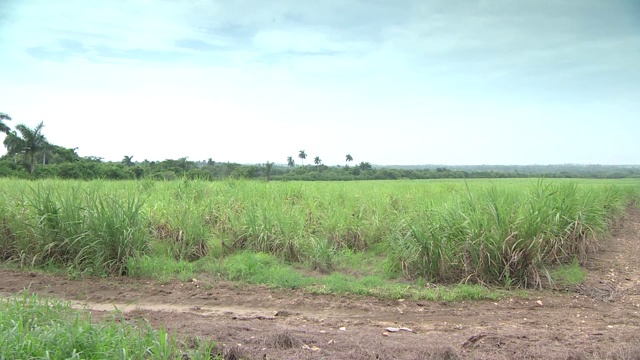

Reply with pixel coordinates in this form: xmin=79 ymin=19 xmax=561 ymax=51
xmin=1 ymin=153 xmax=638 ymax=182
xmin=1 ymin=113 xmax=639 ymax=181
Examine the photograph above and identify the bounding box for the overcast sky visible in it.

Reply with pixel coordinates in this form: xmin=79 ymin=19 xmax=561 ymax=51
xmin=1 ymin=0 xmax=638 ymax=165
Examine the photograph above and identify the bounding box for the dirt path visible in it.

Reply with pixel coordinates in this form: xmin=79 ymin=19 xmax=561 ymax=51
xmin=1 ymin=209 xmax=639 ymax=359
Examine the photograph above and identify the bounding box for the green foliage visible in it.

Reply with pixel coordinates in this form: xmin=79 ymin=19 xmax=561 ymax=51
xmin=550 ymin=258 xmax=588 ymax=286
xmin=0 ymin=292 xmax=216 ymax=359
xmin=0 ymin=182 xmax=149 ymax=276
xmin=222 ymin=251 xmax=313 ymax=289
xmin=2 ymin=153 xmax=640 ymax=181
xmin=6 ymin=122 xmax=49 ymax=174
xmin=121 ymin=155 xmax=134 ymax=166
xmin=385 ymin=180 xmax=630 ymax=287
xmin=0 ymin=178 xmax=637 ymax=291
xmin=298 ymin=150 xmax=307 ymax=166
xmin=217 ymin=251 xmax=500 ymax=301
xmin=151 ymin=186 xmax=211 ymax=262
xmin=0 ymin=159 xmax=26 ymax=177
xmin=308 ymin=273 xmax=499 ymax=301
xmin=345 ymin=154 xmax=353 ymax=164
xmin=286 ymin=156 xmax=295 ymax=167
xmin=2 ymin=113 xmax=639 ymax=181
xmin=0 ymin=112 xmax=11 ymax=134
xmin=230 ymin=165 xmax=257 ymax=179
xmin=128 ymin=253 xmax=196 ymax=283
xmin=303 ymin=237 xmax=337 ymax=273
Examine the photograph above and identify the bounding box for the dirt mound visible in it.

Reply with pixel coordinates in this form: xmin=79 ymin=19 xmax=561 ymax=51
xmin=1 ymin=209 xmax=640 ymax=359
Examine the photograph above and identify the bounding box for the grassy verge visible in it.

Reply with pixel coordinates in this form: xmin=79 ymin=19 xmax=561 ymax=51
xmin=0 ymin=292 xmax=216 ymax=360
xmin=130 ymin=250 xmax=503 ymax=301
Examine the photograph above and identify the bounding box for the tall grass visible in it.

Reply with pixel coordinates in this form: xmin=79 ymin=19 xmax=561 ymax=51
xmin=0 ymin=178 xmax=637 ymax=287
xmin=0 ymin=182 xmax=148 ymax=276
xmin=386 ymin=180 xmax=630 ymax=287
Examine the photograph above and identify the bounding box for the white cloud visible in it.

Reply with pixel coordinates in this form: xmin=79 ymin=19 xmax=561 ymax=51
xmin=0 ymin=0 xmax=639 ymax=165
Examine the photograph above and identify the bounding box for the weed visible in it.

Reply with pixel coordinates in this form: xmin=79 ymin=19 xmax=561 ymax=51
xmin=550 ymin=258 xmax=588 ymax=287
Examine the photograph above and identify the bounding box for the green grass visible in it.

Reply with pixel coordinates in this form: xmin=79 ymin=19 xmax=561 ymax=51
xmin=0 ymin=292 xmax=217 ymax=360
xmin=221 ymin=251 xmax=313 ymax=289
xmin=128 ymin=254 xmax=197 ymax=283
xmin=124 ymin=250 xmax=503 ymax=301
xmin=549 ymin=258 xmax=588 ymax=287
xmin=177 ymin=250 xmax=502 ymax=301
xmin=0 ymin=178 xmax=638 ymax=294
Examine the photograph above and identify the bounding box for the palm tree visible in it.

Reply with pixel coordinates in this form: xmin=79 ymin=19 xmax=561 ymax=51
xmin=0 ymin=113 xmax=11 ymax=134
xmin=298 ymin=150 xmax=307 ymax=167
xmin=39 ymin=143 xmax=54 ymax=165
xmin=345 ymin=154 xmax=353 ymax=167
xmin=287 ymin=156 xmax=295 ymax=167
xmin=314 ymin=156 xmax=322 ymax=172
xmin=6 ymin=122 xmax=49 ymax=173
xmin=177 ymin=157 xmax=191 ymax=172
xmin=3 ymin=130 xmax=22 ymax=164
xmin=122 ymin=155 xmax=134 ymax=166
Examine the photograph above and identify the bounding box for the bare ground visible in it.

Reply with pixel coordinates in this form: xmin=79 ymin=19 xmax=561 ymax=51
xmin=1 ymin=209 xmax=639 ymax=359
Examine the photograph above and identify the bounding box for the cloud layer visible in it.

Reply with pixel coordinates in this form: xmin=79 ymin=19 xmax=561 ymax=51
xmin=0 ymin=0 xmax=638 ymax=164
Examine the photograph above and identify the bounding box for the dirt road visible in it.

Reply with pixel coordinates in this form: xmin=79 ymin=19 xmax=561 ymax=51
xmin=1 ymin=209 xmax=639 ymax=359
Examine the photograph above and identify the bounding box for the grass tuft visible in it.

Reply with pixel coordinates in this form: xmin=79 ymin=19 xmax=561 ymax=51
xmin=270 ymin=331 xmax=302 ymax=349
xmin=549 ymin=258 xmax=588 ymax=287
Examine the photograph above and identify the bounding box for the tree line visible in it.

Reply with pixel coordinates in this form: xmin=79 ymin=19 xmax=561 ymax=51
xmin=286 ymin=150 xmax=355 ymax=169
xmin=1 ymin=113 xmax=638 ymax=181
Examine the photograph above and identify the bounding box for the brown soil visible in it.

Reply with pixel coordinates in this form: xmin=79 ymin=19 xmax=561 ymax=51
xmin=1 ymin=209 xmax=640 ymax=359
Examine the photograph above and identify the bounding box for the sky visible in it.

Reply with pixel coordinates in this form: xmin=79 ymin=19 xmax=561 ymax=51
xmin=0 ymin=0 xmax=639 ymax=166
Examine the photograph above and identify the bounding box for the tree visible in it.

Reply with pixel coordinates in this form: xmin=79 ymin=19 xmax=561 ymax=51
xmin=314 ymin=156 xmax=322 ymax=172
xmin=49 ymin=146 xmax=80 ymax=163
xmin=358 ymin=161 xmax=372 ymax=171
xmin=0 ymin=113 xmax=11 ymax=134
xmin=287 ymin=156 xmax=295 ymax=167
xmin=177 ymin=157 xmax=190 ymax=171
xmin=122 ymin=155 xmax=134 ymax=166
xmin=3 ymin=130 xmax=21 ymax=164
xmin=345 ymin=154 xmax=353 ymax=167
xmin=84 ymin=156 xmax=103 ymax=162
xmin=298 ymin=150 xmax=307 ymax=167
xmin=5 ymin=122 xmax=49 ymax=173
xmin=265 ymin=161 xmax=274 ymax=181
xmin=39 ymin=142 xmax=54 ymax=165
